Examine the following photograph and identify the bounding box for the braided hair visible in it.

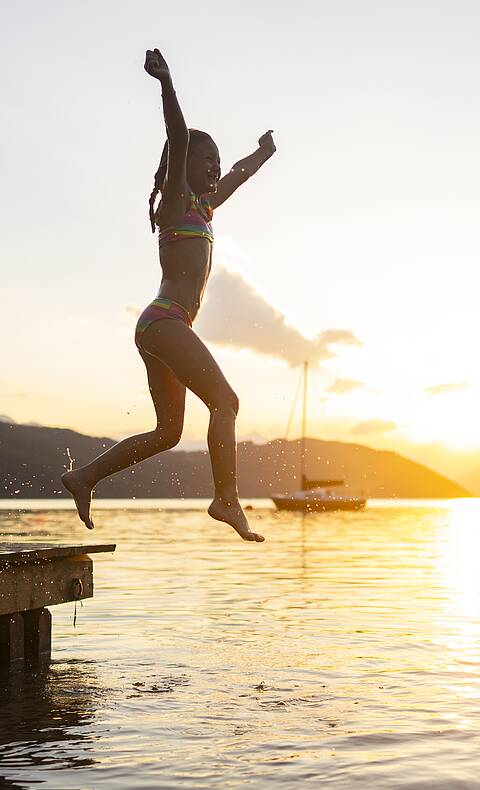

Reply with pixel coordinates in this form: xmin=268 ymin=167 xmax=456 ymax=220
xmin=148 ymin=129 xmax=213 ymax=233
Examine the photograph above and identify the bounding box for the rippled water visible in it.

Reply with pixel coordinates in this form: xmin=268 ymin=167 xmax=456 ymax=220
xmin=1 ymin=498 xmax=480 ymax=789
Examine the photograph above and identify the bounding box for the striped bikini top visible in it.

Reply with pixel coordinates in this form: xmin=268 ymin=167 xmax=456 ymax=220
xmin=158 ymin=192 xmax=214 ymax=248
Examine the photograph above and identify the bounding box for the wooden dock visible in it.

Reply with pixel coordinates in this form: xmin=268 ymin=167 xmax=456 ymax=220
xmin=0 ymin=542 xmax=116 ymax=666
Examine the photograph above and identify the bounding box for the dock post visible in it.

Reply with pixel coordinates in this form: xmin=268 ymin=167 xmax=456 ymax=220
xmin=22 ymin=608 xmax=52 ymax=661
xmin=0 ymin=613 xmax=25 ymax=664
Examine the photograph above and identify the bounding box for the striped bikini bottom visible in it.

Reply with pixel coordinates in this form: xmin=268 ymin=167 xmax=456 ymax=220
xmin=135 ymin=297 xmax=192 ymax=351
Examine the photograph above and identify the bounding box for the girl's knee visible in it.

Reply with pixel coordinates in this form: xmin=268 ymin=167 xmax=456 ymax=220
xmin=209 ymin=389 xmax=239 ymax=417
xmin=153 ymin=424 xmax=183 ymax=450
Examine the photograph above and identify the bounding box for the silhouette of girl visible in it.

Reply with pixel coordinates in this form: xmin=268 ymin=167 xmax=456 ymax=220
xmin=62 ymin=48 xmax=276 ymax=541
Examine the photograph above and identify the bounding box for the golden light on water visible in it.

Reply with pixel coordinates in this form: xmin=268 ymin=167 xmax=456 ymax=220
xmin=437 ymin=500 xmax=480 ymax=619
xmin=5 ymin=500 xmax=480 ymax=786
xmin=433 ymin=500 xmax=480 ymax=693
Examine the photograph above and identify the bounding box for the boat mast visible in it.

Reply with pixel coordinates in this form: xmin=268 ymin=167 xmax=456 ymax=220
xmin=300 ymin=360 xmax=308 ymax=488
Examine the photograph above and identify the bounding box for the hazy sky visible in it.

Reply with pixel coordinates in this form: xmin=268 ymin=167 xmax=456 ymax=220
xmin=2 ymin=1 xmax=479 ymax=488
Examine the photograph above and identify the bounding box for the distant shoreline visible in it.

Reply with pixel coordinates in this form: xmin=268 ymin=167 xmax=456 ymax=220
xmin=1 ymin=423 xmax=474 ymax=497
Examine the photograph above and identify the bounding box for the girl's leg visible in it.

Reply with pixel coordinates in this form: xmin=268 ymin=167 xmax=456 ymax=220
xmin=139 ymin=319 xmax=264 ymax=542
xmin=62 ymin=350 xmax=186 ymax=529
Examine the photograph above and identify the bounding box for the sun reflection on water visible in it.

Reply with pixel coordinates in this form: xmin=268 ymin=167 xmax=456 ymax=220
xmin=3 ymin=500 xmax=480 ymax=788
xmin=433 ymin=500 xmax=480 ymax=689
xmin=437 ymin=500 xmax=480 ymax=618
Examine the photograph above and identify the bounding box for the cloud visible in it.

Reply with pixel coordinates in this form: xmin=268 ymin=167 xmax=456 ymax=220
xmin=326 ymin=378 xmax=366 ymax=395
xmin=214 ymin=234 xmax=251 ymax=265
xmin=194 ymin=266 xmax=361 ymax=366
xmin=425 ymin=382 xmax=471 ymax=396
xmin=0 ymin=415 xmax=16 ymax=423
xmin=351 ymin=419 xmax=397 ymax=436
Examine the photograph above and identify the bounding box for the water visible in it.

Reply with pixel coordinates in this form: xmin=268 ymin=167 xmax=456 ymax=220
xmin=1 ymin=498 xmax=480 ymax=789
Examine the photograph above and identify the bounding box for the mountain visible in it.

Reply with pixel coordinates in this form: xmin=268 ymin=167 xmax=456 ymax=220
xmin=0 ymin=421 xmax=472 ymax=499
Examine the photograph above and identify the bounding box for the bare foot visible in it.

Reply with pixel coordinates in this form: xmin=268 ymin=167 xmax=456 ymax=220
xmin=61 ymin=469 xmax=95 ymax=530
xmin=208 ymin=496 xmax=265 ymax=542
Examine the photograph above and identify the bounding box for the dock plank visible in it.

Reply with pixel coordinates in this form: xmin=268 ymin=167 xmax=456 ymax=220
xmin=0 ymin=543 xmax=116 ymax=566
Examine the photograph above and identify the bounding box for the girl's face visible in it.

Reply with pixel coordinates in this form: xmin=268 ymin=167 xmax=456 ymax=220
xmin=187 ymin=138 xmax=221 ymax=195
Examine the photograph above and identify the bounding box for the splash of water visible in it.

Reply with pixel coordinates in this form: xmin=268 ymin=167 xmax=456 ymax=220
xmin=65 ymin=446 xmax=74 ymax=472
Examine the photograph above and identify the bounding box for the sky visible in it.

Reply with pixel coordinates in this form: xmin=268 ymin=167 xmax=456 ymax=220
xmin=1 ymin=0 xmax=479 ymax=492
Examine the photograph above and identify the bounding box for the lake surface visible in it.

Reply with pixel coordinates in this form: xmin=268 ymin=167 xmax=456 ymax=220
xmin=1 ymin=498 xmax=480 ymax=789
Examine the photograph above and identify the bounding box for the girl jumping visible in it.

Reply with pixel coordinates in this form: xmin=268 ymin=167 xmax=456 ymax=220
xmin=62 ymin=48 xmax=276 ymax=542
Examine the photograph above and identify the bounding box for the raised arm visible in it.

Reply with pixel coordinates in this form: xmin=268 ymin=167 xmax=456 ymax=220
xmin=144 ymin=48 xmax=189 ymax=198
xmin=209 ymin=130 xmax=276 ymax=209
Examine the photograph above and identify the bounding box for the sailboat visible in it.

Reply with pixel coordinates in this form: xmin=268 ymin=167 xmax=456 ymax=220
xmin=271 ymin=361 xmax=367 ymax=512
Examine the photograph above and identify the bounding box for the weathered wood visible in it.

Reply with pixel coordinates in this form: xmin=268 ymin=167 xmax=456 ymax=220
xmin=0 ymin=542 xmax=116 ymax=667
xmin=22 ymin=608 xmax=52 ymax=660
xmin=0 ymin=555 xmax=94 ymax=616
xmin=0 ymin=613 xmax=25 ymax=663
xmin=0 ymin=543 xmax=116 ymax=566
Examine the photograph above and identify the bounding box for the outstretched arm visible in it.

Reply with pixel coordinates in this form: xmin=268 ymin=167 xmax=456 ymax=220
xmin=144 ymin=48 xmax=189 ymax=197
xmin=210 ymin=130 xmax=276 ymax=209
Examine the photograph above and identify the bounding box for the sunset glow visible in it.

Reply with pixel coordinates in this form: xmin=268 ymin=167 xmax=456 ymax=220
xmin=1 ymin=1 xmax=479 ymax=494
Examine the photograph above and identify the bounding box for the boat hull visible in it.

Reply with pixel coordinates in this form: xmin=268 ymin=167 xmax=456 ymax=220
xmin=272 ymin=497 xmax=367 ymax=512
